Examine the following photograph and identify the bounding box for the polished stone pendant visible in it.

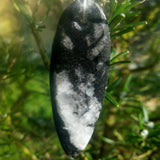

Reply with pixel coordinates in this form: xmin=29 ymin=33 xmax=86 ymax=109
xmin=50 ymin=0 xmax=110 ymax=158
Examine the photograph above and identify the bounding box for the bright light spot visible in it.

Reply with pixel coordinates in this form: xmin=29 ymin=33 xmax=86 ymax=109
xmin=83 ymin=0 xmax=87 ymax=10
xmin=141 ymin=129 xmax=149 ymax=138
xmin=121 ymin=13 xmax=126 ymax=17
xmin=0 ymin=0 xmax=19 ymax=40
xmin=145 ymin=21 xmax=148 ymax=24
xmin=147 ymin=121 xmax=154 ymax=129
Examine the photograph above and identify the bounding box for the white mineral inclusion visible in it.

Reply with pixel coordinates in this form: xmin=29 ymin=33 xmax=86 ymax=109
xmin=61 ymin=32 xmax=74 ymax=50
xmin=55 ymin=70 xmax=101 ymax=150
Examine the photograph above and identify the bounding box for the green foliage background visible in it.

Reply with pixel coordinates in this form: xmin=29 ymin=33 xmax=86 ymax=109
xmin=0 ymin=0 xmax=160 ymax=159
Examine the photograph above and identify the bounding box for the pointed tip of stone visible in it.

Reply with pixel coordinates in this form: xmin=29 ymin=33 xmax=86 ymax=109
xmin=62 ymin=144 xmax=82 ymax=159
xmin=68 ymin=152 xmax=81 ymax=159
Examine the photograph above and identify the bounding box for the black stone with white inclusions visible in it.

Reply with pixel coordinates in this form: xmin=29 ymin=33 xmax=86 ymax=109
xmin=50 ymin=0 xmax=110 ymax=158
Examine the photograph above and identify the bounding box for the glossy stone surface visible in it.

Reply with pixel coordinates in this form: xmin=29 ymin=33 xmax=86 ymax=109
xmin=50 ymin=0 xmax=110 ymax=158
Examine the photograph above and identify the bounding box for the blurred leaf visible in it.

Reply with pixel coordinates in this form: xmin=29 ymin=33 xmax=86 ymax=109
xmin=108 ymin=0 xmax=140 ymax=24
xmin=110 ymin=51 xmax=129 ymax=64
xmin=109 ymin=14 xmax=126 ymax=33
xmin=109 ymin=0 xmax=118 ymax=20
xmin=110 ymin=60 xmax=131 ymax=66
xmin=111 ymin=27 xmax=134 ymax=38
xmin=112 ymin=21 xmax=147 ymax=33
xmin=138 ymin=112 xmax=144 ymax=130
xmin=101 ymin=137 xmax=116 ymax=145
xmin=105 ymin=92 xmax=119 ymax=108
xmin=12 ymin=0 xmax=32 ymax=22
xmin=107 ymin=77 xmax=122 ymax=92
xmin=82 ymin=152 xmax=93 ymax=160
xmin=0 ymin=152 xmax=16 ymax=158
xmin=107 ymin=156 xmax=119 ymax=160
xmin=140 ymin=101 xmax=149 ymax=123
xmin=123 ymin=75 xmax=132 ymax=92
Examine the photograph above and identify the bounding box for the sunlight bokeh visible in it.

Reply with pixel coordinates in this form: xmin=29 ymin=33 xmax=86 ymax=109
xmin=0 ymin=0 xmax=19 ymax=40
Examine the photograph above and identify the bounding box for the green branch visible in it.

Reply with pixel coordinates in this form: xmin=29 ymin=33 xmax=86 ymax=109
xmin=30 ymin=24 xmax=50 ymax=70
xmin=13 ymin=0 xmax=50 ymax=70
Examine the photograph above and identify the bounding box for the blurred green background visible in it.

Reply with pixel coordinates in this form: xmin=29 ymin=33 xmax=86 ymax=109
xmin=0 ymin=0 xmax=160 ymax=159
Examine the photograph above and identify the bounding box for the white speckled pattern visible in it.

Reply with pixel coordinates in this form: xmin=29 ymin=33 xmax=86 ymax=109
xmin=61 ymin=31 xmax=74 ymax=50
xmin=55 ymin=70 xmax=101 ymax=150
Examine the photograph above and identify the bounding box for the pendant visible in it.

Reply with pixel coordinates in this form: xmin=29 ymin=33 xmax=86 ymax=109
xmin=50 ymin=0 xmax=110 ymax=158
